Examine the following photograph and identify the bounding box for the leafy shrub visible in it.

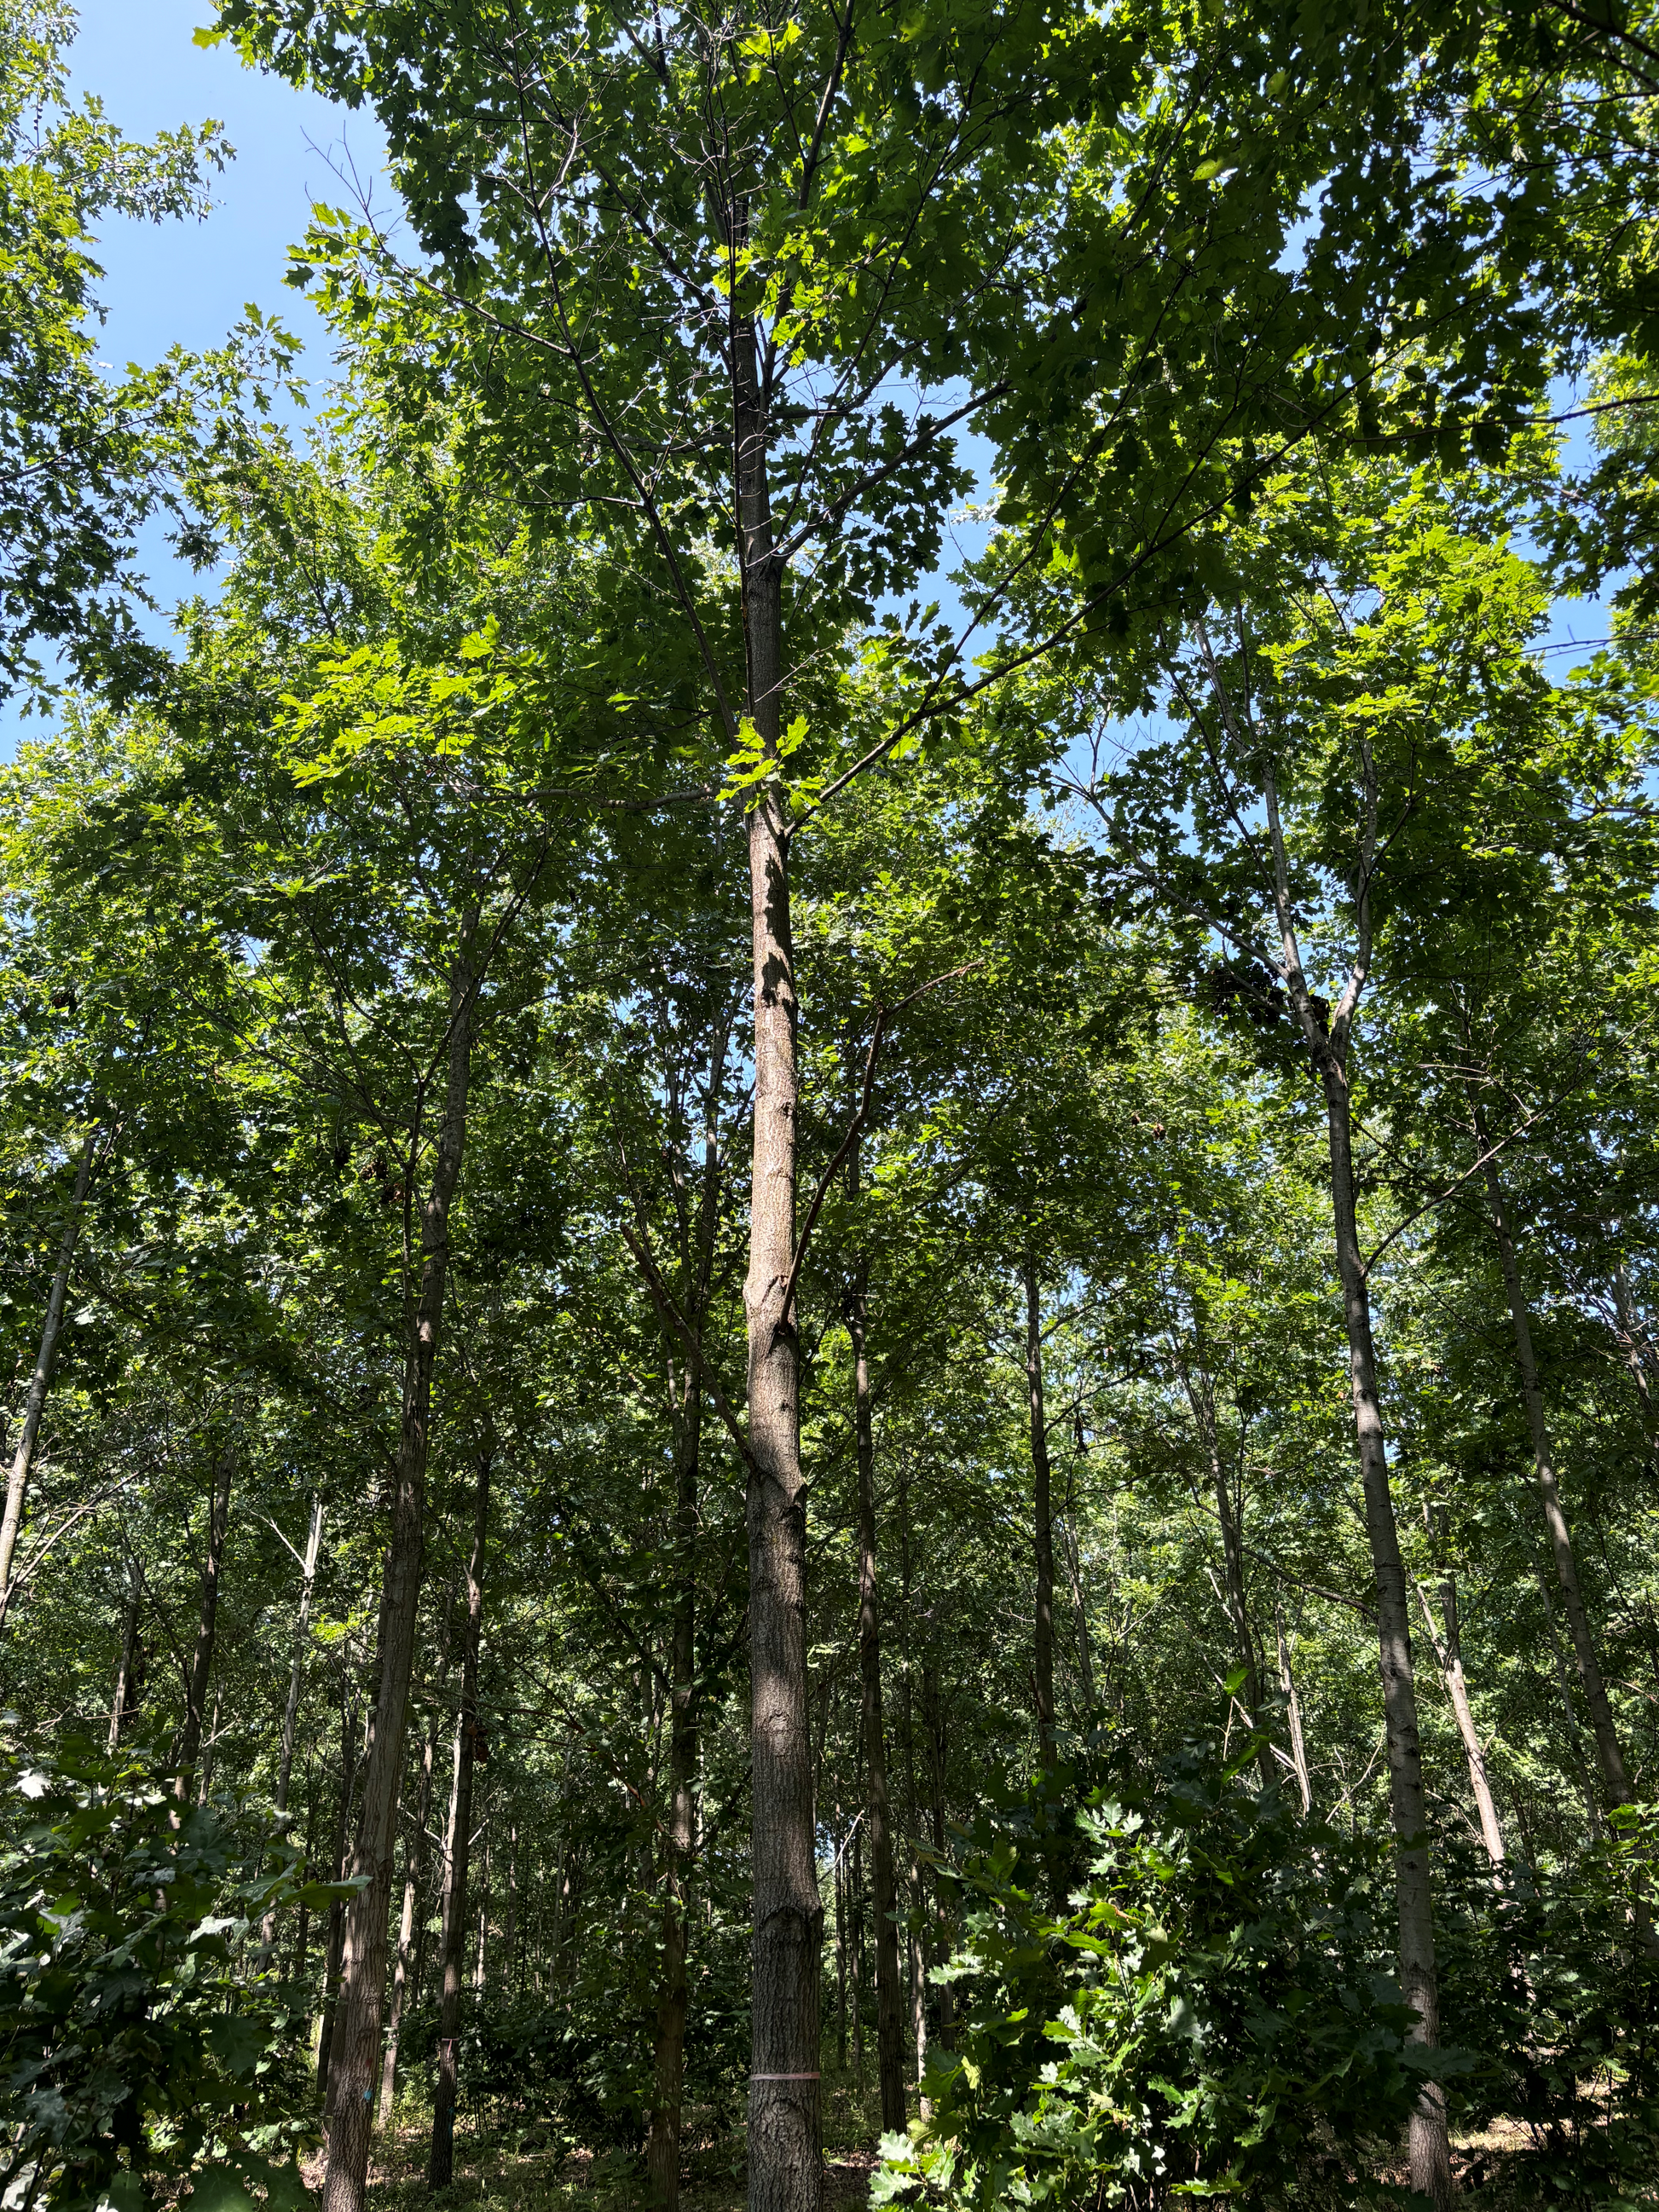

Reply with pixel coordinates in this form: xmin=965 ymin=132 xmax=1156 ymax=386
xmin=877 ymin=1745 xmax=1444 ymax=2212
xmin=0 ymin=1736 xmax=331 ymax=2212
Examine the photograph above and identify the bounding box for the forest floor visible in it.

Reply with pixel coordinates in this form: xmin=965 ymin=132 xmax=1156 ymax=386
xmin=347 ymin=2082 xmax=1659 ymax=2211
xmin=356 ymin=2066 xmax=887 ymax=2212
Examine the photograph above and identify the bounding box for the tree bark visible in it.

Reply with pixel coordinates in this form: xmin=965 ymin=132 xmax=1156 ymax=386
xmin=1273 ymin=1606 xmax=1312 ymax=1816
xmin=318 ymin=1683 xmax=361 ymax=2095
xmin=429 ymin=1444 xmax=490 ymax=2187
xmin=1411 ymin=1536 xmax=1505 ymax=1864
xmin=848 ymin=1133 xmax=905 ymax=2134
xmin=1059 ymin=1502 xmax=1096 ymax=1711
xmin=1476 ymin=1136 xmax=1632 ymax=1808
xmin=380 ymin=1691 xmax=442 ymax=2126
xmin=176 ymin=1447 xmax=234 ymax=1798
xmin=262 ymin=1498 xmax=325 ymax=1961
xmin=324 ymin=921 xmax=478 ymax=2212
xmin=1257 ymin=747 xmax=1450 ymax=2209
xmin=0 ymin=1134 xmax=96 ymax=1621
xmin=1022 ymin=1255 xmax=1056 ymax=1771
xmin=738 ymin=309 xmax=820 ymax=2212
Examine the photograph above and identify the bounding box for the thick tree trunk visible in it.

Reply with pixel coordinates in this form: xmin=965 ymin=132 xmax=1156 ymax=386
xmin=848 ymin=1135 xmax=905 ymax=2133
xmin=0 ymin=1135 xmax=96 ymax=1620
xmin=324 ymin=924 xmax=477 ymax=2212
xmin=262 ymin=1499 xmax=325 ymax=1961
xmin=1022 ymin=1256 xmax=1056 ymax=1770
xmin=1477 ymin=1144 xmax=1632 ymax=1808
xmin=738 ymin=318 xmax=820 ymax=2212
xmin=107 ymin=1561 xmax=142 ymax=1753
xmin=429 ymin=1445 xmax=490 ymax=2187
xmin=176 ymin=1447 xmax=234 ymax=1798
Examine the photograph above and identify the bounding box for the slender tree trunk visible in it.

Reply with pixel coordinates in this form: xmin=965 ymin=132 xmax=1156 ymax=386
xmin=262 ymin=1499 xmax=325 ymax=1961
xmin=0 ymin=1135 xmax=96 ymax=1621
xmin=504 ymin=1826 xmax=517 ymax=1999
xmin=429 ymin=1445 xmax=490 ymax=2187
xmin=318 ymin=1684 xmax=361 ymax=2094
xmin=1274 ymin=1606 xmax=1312 ymax=1816
xmin=833 ymin=1825 xmax=848 ymax=2073
xmin=735 ymin=309 xmax=819 ymax=2212
xmin=1611 ymin=1250 xmax=1659 ymax=1462
xmin=176 ymin=1447 xmax=234 ymax=1798
xmin=380 ymin=1695 xmax=441 ymax=2127
xmin=1411 ymin=1561 xmax=1505 ymax=1865
xmin=848 ymin=1134 xmax=905 ymax=2134
xmin=1476 ymin=1139 xmax=1632 ymax=1808
xmin=107 ymin=1561 xmax=142 ymax=1753
xmin=1022 ymin=1255 xmax=1055 ymax=1770
xmin=1523 ymin=1542 xmax=1605 ymax=1841
xmin=922 ymin=1662 xmax=954 ymax=2053
xmin=473 ymin=1827 xmax=490 ymax=1992
xmin=1176 ymin=1345 xmax=1272 ymax=1788
xmin=324 ymin=922 xmax=478 ymax=2212
xmin=1257 ymin=742 xmax=1450 ymax=2209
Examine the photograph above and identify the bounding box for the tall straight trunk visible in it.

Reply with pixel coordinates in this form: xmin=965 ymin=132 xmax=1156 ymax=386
xmin=1475 ymin=1135 xmax=1632 ymax=1808
xmin=262 ymin=1499 xmax=325 ymax=1961
xmin=1273 ymin=1606 xmax=1312 ymax=1816
xmin=1611 ymin=1250 xmax=1659 ymax=1461
xmin=850 ymin=1813 xmax=864 ymax=2089
xmin=380 ymin=1695 xmax=441 ymax=2126
xmin=318 ymin=1685 xmax=361 ymax=2094
xmin=176 ymin=1447 xmax=234 ymax=1797
xmin=1523 ymin=1542 xmax=1605 ymax=1841
xmin=833 ymin=1825 xmax=848 ymax=2072
xmin=1257 ymin=750 xmax=1450 ymax=2209
xmin=738 ymin=318 xmax=819 ymax=2212
xmin=504 ymin=1826 xmax=517 ymax=1997
xmin=429 ymin=1445 xmax=490 ymax=2187
xmin=473 ymin=1828 xmax=490 ymax=1992
xmin=107 ymin=1561 xmax=142 ymax=1753
xmin=1022 ymin=1255 xmax=1055 ymax=1769
xmin=324 ymin=922 xmax=477 ymax=2212
xmin=921 ymin=1661 xmax=954 ymax=2053
xmin=848 ymin=1132 xmax=905 ymax=2133
xmin=293 ymin=1776 xmax=317 ymax=1989
xmin=0 ymin=1135 xmax=96 ymax=1620
xmin=1176 ymin=1346 xmax=1271 ymax=1788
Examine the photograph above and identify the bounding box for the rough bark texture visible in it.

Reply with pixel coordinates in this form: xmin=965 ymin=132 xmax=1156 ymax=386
xmin=429 ymin=1446 xmax=490 ymax=2187
xmin=0 ymin=1135 xmax=95 ymax=1619
xmin=1477 ymin=1142 xmax=1632 ymax=1807
xmin=323 ymin=925 xmax=477 ymax=2212
xmin=1022 ymin=1256 xmax=1056 ymax=1770
xmin=738 ymin=318 xmax=820 ymax=2212
xmin=848 ymin=1156 xmax=905 ymax=2133
xmin=176 ymin=1447 xmax=234 ymax=1797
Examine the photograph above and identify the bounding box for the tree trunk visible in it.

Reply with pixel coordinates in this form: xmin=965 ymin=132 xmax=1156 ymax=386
xmin=0 ymin=1135 xmax=96 ymax=1621
xmin=1611 ymin=1249 xmax=1659 ymax=1463
xmin=380 ymin=1694 xmax=441 ymax=2126
xmin=1273 ymin=1605 xmax=1312 ymax=1816
xmin=1321 ymin=1066 xmax=1449 ymax=2208
xmin=318 ymin=1684 xmax=361 ymax=2094
xmin=1411 ymin=1550 xmax=1505 ymax=1865
xmin=324 ymin=921 xmax=478 ymax=2212
xmin=848 ymin=1134 xmax=905 ymax=2134
xmin=739 ymin=314 xmax=820 ymax=2212
xmin=1477 ymin=1141 xmax=1632 ymax=1808
xmin=262 ymin=1498 xmax=325 ymax=1961
xmin=1176 ymin=1344 xmax=1271 ymax=1788
xmin=107 ymin=1561 xmax=142 ymax=1753
xmin=1022 ymin=1255 xmax=1055 ymax=1770
xmin=429 ymin=1444 xmax=490 ymax=2187
xmin=1059 ymin=1503 xmax=1096 ymax=1710
xmin=176 ymin=1447 xmax=234 ymax=1798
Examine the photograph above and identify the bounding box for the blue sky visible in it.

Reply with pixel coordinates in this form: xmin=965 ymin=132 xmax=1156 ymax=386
xmin=0 ymin=0 xmax=379 ymax=755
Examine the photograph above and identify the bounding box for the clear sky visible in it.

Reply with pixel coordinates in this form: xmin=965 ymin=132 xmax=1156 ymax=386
xmin=0 ymin=1 xmax=379 ymax=754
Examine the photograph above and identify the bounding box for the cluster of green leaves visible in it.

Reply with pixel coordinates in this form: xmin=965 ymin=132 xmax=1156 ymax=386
xmin=879 ymin=1739 xmax=1433 ymax=2211
xmin=0 ymin=1736 xmax=332 ymax=2212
